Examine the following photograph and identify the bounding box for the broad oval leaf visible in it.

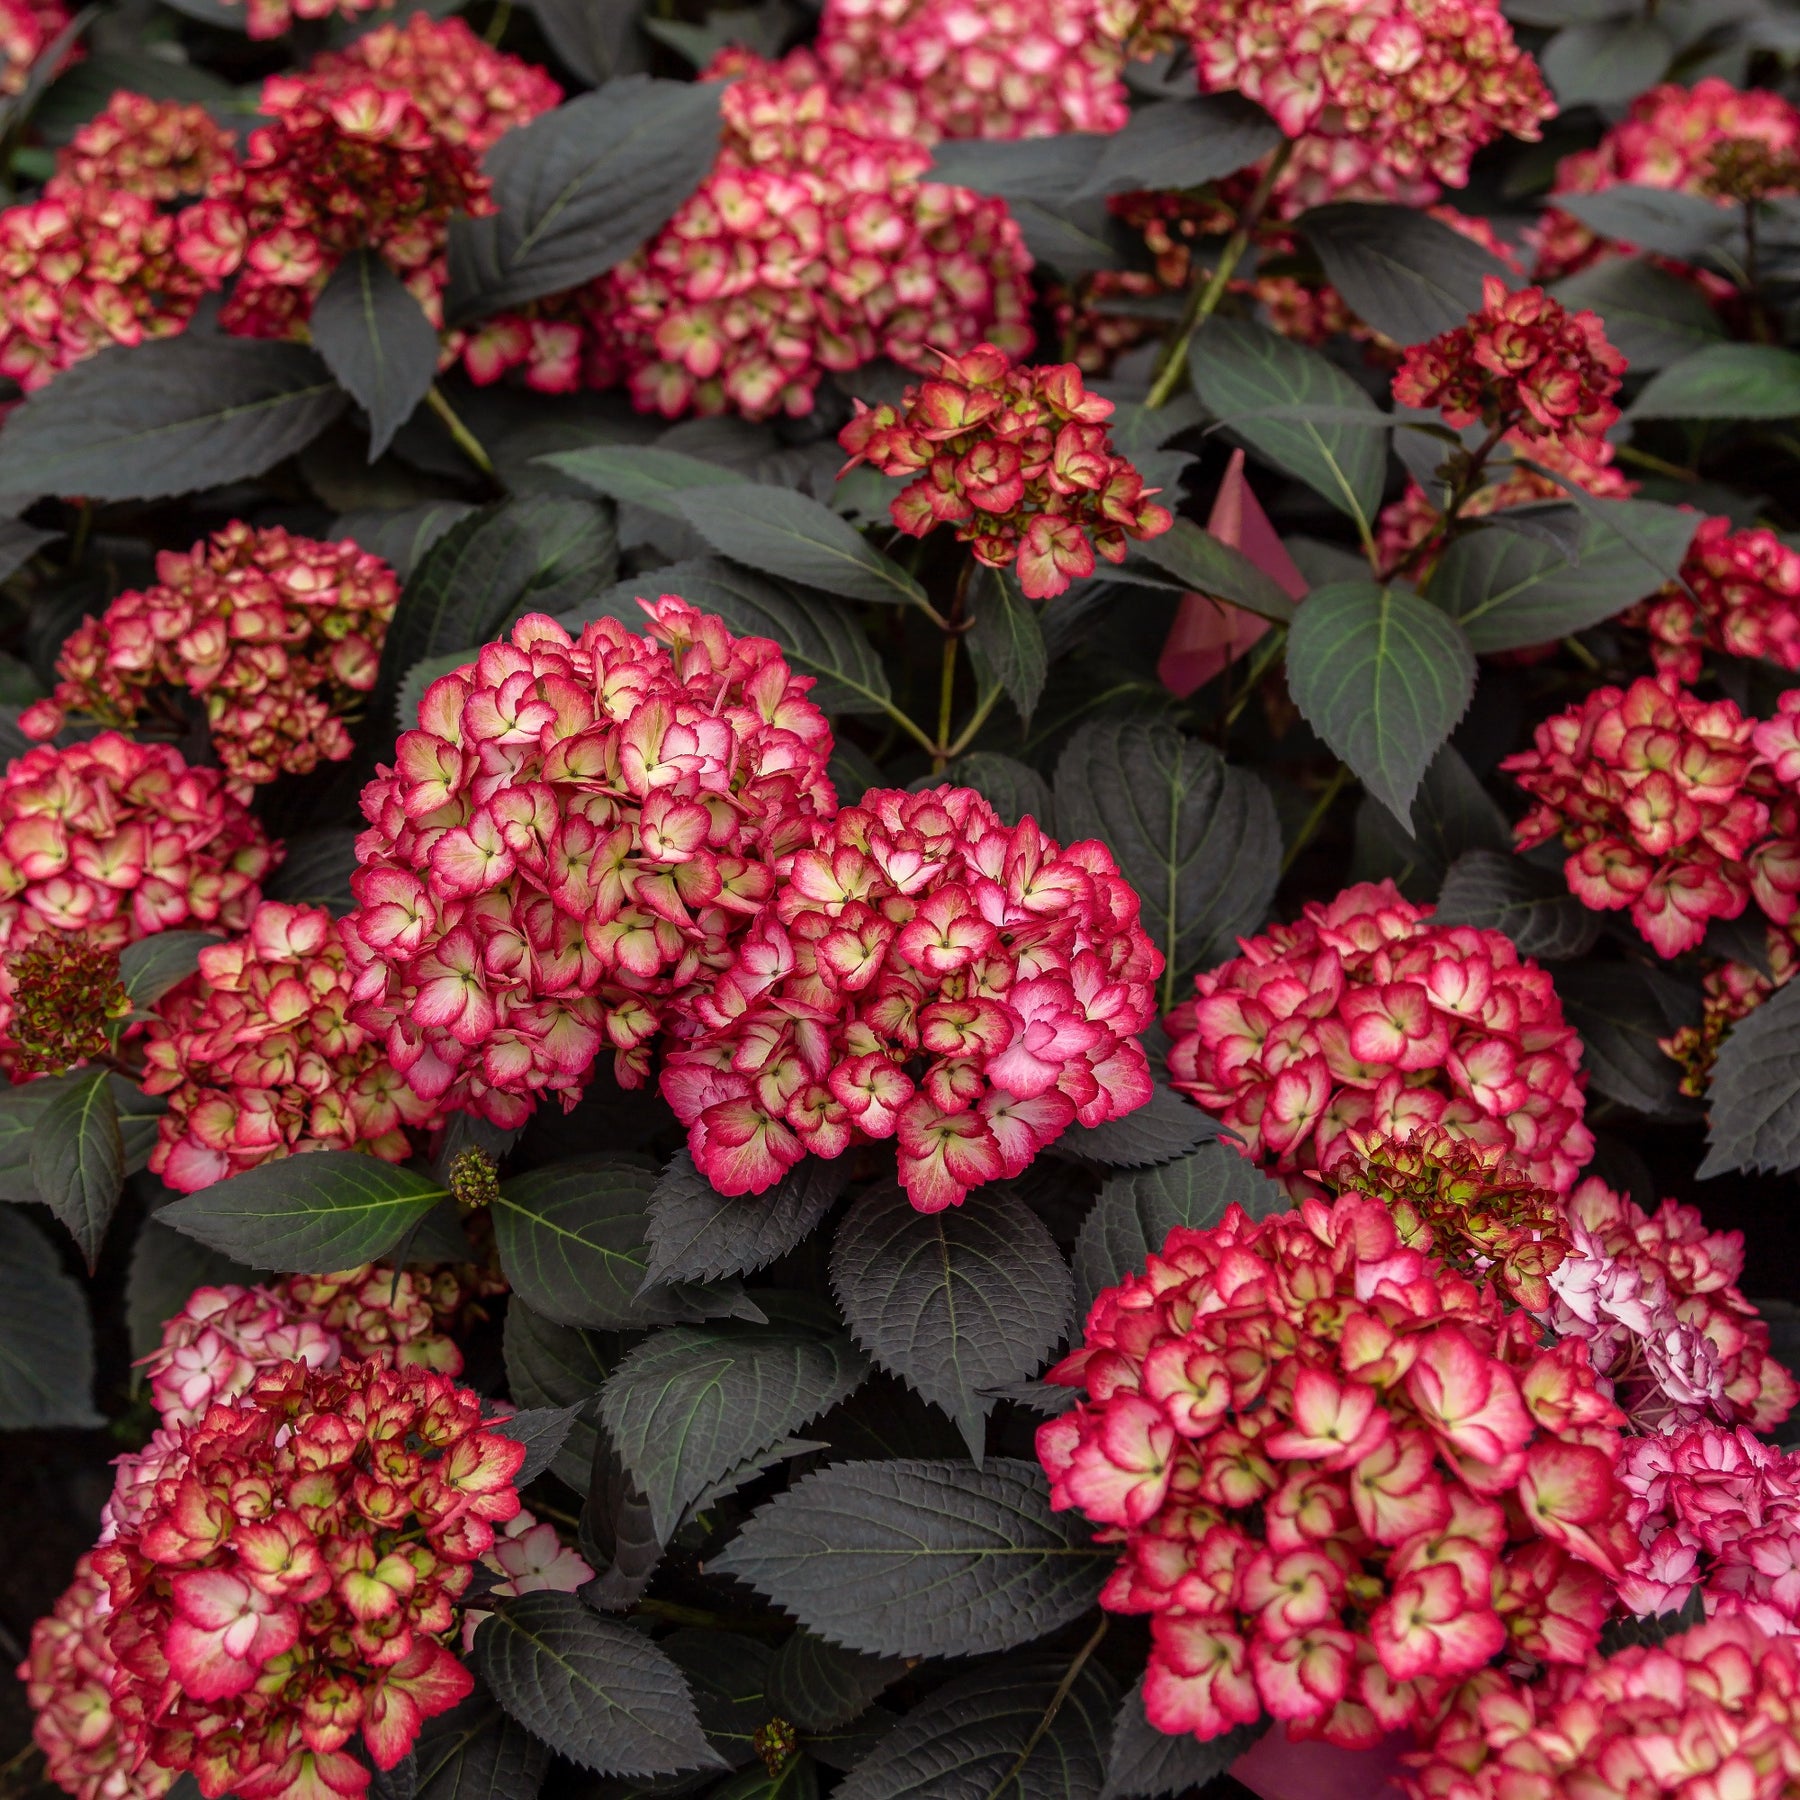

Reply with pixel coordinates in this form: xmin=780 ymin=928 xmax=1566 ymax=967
xmin=488 ymin=1405 xmax=581 ymax=1486
xmin=967 ymin=568 xmax=1047 ymax=724
xmin=1125 ymin=516 xmax=1296 ymax=624
xmin=1630 ymin=343 xmax=1800 ymax=422
xmin=1550 ymin=257 xmax=1725 ymax=373
xmin=1059 ymin=1084 xmax=1218 ymax=1169
xmin=0 ymin=1207 xmax=101 ymax=1428
xmin=767 ymin=1633 xmax=906 ymax=1734
xmin=936 ymin=752 xmax=1053 ymax=827
xmin=712 ymin=1458 xmax=1110 ymax=1657
xmin=502 ymin=1299 xmax=608 ymax=1488
xmin=642 ymin=1150 xmax=848 ymax=1288
xmin=831 ymin=1182 xmax=1073 ymax=1460
xmin=1558 ymin=963 xmax=1702 ymax=1123
xmin=599 ymin=1322 xmax=869 ymax=1540
xmin=539 ymin=444 xmax=748 ymax=516
xmin=1700 ymin=978 xmax=1800 ymax=1176
xmin=1286 ymin=580 xmax=1476 ymax=830
xmin=119 ymin=930 xmax=218 ymax=1006
xmin=310 ymin=250 xmax=439 ymax=460
xmin=474 ymin=1591 xmax=723 ymax=1778
xmin=31 ymin=1066 xmax=123 ymax=1270
xmin=674 ymin=486 xmax=928 ymax=610
xmin=1434 ymin=849 xmax=1601 ymax=962
xmin=127 ymin=1216 xmax=255 ymax=1359
xmin=1077 ymin=93 xmax=1280 ymax=199
xmin=414 ymin=1692 xmax=548 ymax=1800
xmin=1540 ymin=17 xmax=1671 ymax=105
xmin=157 ymin=1152 xmax=445 ymax=1270
xmin=0 ymin=339 xmax=345 ymax=501
xmin=1552 ymin=186 xmax=1735 ymax=262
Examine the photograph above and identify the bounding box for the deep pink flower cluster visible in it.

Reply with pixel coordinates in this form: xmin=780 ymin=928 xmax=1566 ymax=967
xmin=142 ymin=1284 xmax=343 ymax=1430
xmin=457 ymin=1509 xmax=595 ymax=1651
xmin=1165 ymin=880 xmax=1592 ymax=1198
xmin=345 ymin=601 xmax=836 ymax=1127
xmin=1624 ymin=516 xmax=1800 ymax=685
xmin=661 ymin=784 xmax=1159 ymax=1210
xmin=1039 ymin=1195 xmax=1634 ymax=1748
xmin=0 ymin=0 xmax=69 ymax=96
xmin=1663 ymin=921 xmax=1800 ymax=1097
xmin=1391 ymin=278 xmax=1627 ymax=466
xmin=47 ymin=93 xmax=238 ymax=205
xmin=458 ymin=50 xmax=1033 ymax=416
xmin=143 ymin=903 xmax=437 ymax=1192
xmin=837 ymin=342 xmax=1174 ymax=598
xmin=224 ymin=0 xmax=392 ymax=42
xmin=1403 ymin=1615 xmax=1800 ymax=1800
xmin=1188 ymin=0 xmax=1554 ymax=209
xmin=22 ymin=524 xmax=399 ymax=792
xmin=1502 ymin=677 xmax=1800 ymax=958
xmin=1543 ymin=1177 xmax=1798 ymax=1436
xmin=1536 ymin=76 xmax=1800 ymax=281
xmin=812 ymin=0 xmax=1131 ymax=141
xmin=71 ymin=1359 xmax=524 ymax=1800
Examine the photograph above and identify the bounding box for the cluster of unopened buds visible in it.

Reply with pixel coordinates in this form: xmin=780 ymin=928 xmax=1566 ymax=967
xmin=1543 ymin=1177 xmax=1798 ymax=1436
xmin=1503 ymin=678 xmax=1800 ymax=958
xmin=1623 ymin=516 xmax=1800 ymax=685
xmin=1535 ymin=76 xmax=1800 ymax=281
xmin=1663 ymin=921 xmax=1800 ymax=1096
xmin=0 ymin=733 xmax=277 ymax=1038
xmin=23 ymin=524 xmax=399 ymax=793
xmin=0 ymin=932 xmax=131 ymax=1077
xmin=838 ymin=342 xmax=1173 ymax=598
xmin=1040 ymin=1186 xmax=1636 ymax=1748
xmin=345 ymin=600 xmax=836 ymax=1127
xmin=1392 ymin=278 xmax=1627 ymax=467
xmin=1165 ymin=879 xmax=1592 ymax=1197
xmin=459 ymin=49 xmax=1033 ymax=416
xmin=661 ymin=783 xmax=1161 ymax=1211
xmin=143 ymin=902 xmax=438 ymax=1192
xmin=811 ymin=0 xmax=1131 ymax=142
xmin=1403 ymin=1615 xmax=1800 ymax=1799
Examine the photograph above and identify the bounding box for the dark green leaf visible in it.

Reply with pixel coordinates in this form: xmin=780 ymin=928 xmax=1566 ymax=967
xmin=1073 ymin=1142 xmax=1288 ymax=1314
xmin=831 ymin=1181 xmax=1073 ymax=1461
xmin=519 ymin=0 xmax=644 ymax=86
xmin=474 ymin=1591 xmax=723 ymax=1778
xmin=674 ymin=486 xmax=928 ymax=610
xmin=1054 ymin=718 xmax=1280 ymax=1015
xmin=712 ymin=1458 xmax=1109 ymax=1657
xmin=600 ymin=1322 xmax=869 ymax=1539
xmin=0 ymin=1078 xmax=52 ymax=1203
xmin=937 ymin=753 xmax=1053 ymax=827
xmin=928 ymin=135 xmax=1099 ymax=205
xmin=1559 ymin=963 xmax=1703 ymax=1122
xmin=503 ymin=1299 xmax=607 ymax=1487
xmin=1598 ymin=1586 xmax=1706 ymax=1655
xmin=1630 ymin=343 xmax=1800 ymax=421
xmin=662 ymin=1629 xmax=774 ymax=1767
xmin=767 ymin=1634 xmax=906 ymax=1734
xmin=1188 ymin=319 xmax=1388 ymax=527
xmin=1429 ymin=499 xmax=1696 ymax=651
xmin=1552 ymin=186 xmax=1735 ymax=264
xmin=1540 ymin=18 xmax=1671 ymax=104
xmin=540 ymin=445 xmax=748 ymax=516
xmin=1077 ymin=94 xmax=1280 ymax=199
xmin=967 ymin=569 xmax=1047 ymax=725
xmin=30 ymin=1067 xmax=122 ymax=1269
xmin=1061 ymin=1085 xmax=1217 ymax=1168
xmin=1700 ymin=976 xmax=1800 ymax=1175
xmin=834 ymin=1658 xmax=1118 ymax=1800
xmin=119 ymin=931 xmax=218 ymax=1006
xmin=1125 ymin=516 xmax=1296 ymax=624
xmin=0 ymin=517 xmax=57 ymax=581
xmin=157 ymin=1152 xmax=446 ymax=1270
xmin=642 ymin=1150 xmax=848 ymax=1288
xmin=310 ymin=251 xmax=440 ymax=460
xmin=1435 ymin=850 xmax=1601 ymax=961
xmin=582 ymin=1423 xmax=663 ymax=1610
xmin=265 ymin=828 xmax=361 ymax=915
xmin=1550 ymin=257 xmax=1726 ymax=372
xmin=448 ymin=81 xmax=724 ymax=319
xmin=1102 ymin=1681 xmax=1265 ymax=1800
xmin=335 ymin=503 xmax=479 ymax=582
xmin=1296 ymin=203 xmax=1514 ymax=344
xmin=126 ymin=1216 xmax=256 ymax=1359
xmin=0 ymin=1206 xmax=100 ymax=1427
xmin=1286 ymin=580 xmax=1476 ymax=829
xmin=415 ymin=1693 xmax=549 ymax=1800
xmin=490 ymin=1405 xmax=581 ymax=1485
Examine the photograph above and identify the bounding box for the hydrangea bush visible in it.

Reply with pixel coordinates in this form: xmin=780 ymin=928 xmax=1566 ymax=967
xmin=3 ymin=3 xmax=1800 ymax=1800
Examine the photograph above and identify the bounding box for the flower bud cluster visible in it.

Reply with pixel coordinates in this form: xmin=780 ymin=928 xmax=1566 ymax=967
xmin=661 ymin=783 xmax=1161 ymax=1210
xmin=143 ymin=902 xmax=438 ymax=1193
xmin=837 ymin=341 xmax=1173 ymax=598
xmin=1543 ymin=1177 xmax=1798 ymax=1435
xmin=1391 ymin=278 xmax=1627 ymax=465
xmin=345 ymin=601 xmax=836 ymax=1127
xmin=0 ymin=931 xmax=130 ymax=1077
xmin=1039 ymin=1194 xmax=1634 ymax=1747
xmin=1662 ymin=921 xmax=1800 ymax=1097
xmin=1165 ymin=880 xmax=1592 ymax=1198
xmin=23 ymin=524 xmax=400 ymax=792
xmin=1502 ymin=677 xmax=1800 ymax=958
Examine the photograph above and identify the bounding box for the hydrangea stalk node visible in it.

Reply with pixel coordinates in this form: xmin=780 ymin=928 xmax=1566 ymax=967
xmin=1039 ymin=1193 xmax=1634 ymax=1749
xmin=660 ymin=783 xmax=1162 ymax=1210
xmin=1502 ymin=677 xmax=1800 ymax=958
xmin=22 ymin=524 xmax=400 ymax=793
xmin=345 ymin=599 xmax=836 ymax=1127
xmin=1165 ymin=879 xmax=1592 ymax=1197
xmin=836 ymin=341 xmax=1174 ymax=598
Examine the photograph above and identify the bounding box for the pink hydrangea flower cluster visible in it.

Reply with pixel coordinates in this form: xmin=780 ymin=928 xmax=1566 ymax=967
xmin=812 ymin=0 xmax=1131 ymax=142
xmin=458 ymin=50 xmax=1033 ymax=415
xmin=47 ymin=92 xmax=238 ymax=205
xmin=22 ymin=524 xmax=400 ymax=793
xmin=458 ymin=1509 xmax=595 ymax=1650
xmin=345 ymin=601 xmax=836 ymax=1128
xmin=1543 ymin=1178 xmax=1799 ymax=1436
xmin=1164 ymin=880 xmax=1593 ymax=1198
xmin=1403 ymin=1615 xmax=1800 ymax=1800
xmin=836 ymin=341 xmax=1174 ymax=598
xmin=70 ymin=1359 xmax=524 ymax=1800
xmin=142 ymin=902 xmax=438 ymax=1192
xmin=661 ymin=783 xmax=1161 ymax=1211
xmin=1535 ymin=76 xmax=1800 ymax=281
xmin=1624 ymin=516 xmax=1800 ymax=685
xmin=0 ymin=0 xmax=68 ymax=96
xmin=225 ymin=0 xmax=393 ymax=42
xmin=1391 ymin=278 xmax=1627 ymax=467
xmin=1039 ymin=1194 xmax=1635 ymax=1748
xmin=141 ymin=1284 xmax=343 ymax=1429
xmin=1662 ymin=921 xmax=1800 ymax=1097
xmin=1501 ymin=677 xmax=1800 ymax=958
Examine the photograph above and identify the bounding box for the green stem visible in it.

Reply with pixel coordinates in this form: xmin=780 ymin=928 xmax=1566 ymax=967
xmin=944 ymin=683 xmax=1004 ymax=761
xmin=426 ymin=385 xmax=496 ymax=479
xmin=934 ymin=633 xmax=959 ymax=772
xmin=1562 ymin=634 xmax=1602 ymax=672
xmin=485 ymin=0 xmax=511 ymax=42
xmin=985 ymin=1616 xmax=1109 ymax=1800
xmin=1282 ymin=762 xmax=1350 ymax=875
xmin=881 ymin=698 xmax=946 ymax=761
xmin=1223 ymin=624 xmax=1288 ymax=732
xmin=1145 ymin=139 xmax=1295 ymax=409
xmin=1615 ymin=443 xmax=1701 ymax=483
